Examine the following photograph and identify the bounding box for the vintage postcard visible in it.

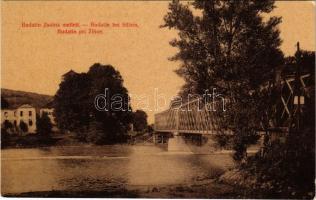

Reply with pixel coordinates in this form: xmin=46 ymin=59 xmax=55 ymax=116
xmin=1 ymin=0 xmax=315 ymax=198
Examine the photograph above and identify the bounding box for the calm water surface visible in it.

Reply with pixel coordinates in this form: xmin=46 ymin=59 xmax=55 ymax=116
xmin=1 ymin=145 xmax=234 ymax=194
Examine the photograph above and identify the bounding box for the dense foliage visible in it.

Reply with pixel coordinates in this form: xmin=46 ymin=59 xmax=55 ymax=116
xmin=243 ymin=51 xmax=315 ymax=198
xmin=132 ymin=110 xmax=148 ymax=132
xmin=162 ymin=0 xmax=284 ymax=160
xmin=36 ymin=112 xmax=53 ymax=135
xmin=19 ymin=121 xmax=28 ymax=133
xmin=54 ymin=63 xmax=133 ymax=144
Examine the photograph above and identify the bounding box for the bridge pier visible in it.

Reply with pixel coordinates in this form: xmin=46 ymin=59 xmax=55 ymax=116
xmin=153 ymin=132 xmax=171 ymax=144
xmin=168 ymin=132 xmax=190 ymax=152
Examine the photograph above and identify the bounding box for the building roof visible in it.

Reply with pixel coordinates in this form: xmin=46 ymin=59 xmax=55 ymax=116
xmin=3 ymin=104 xmax=35 ymax=110
xmin=1 ymin=99 xmax=30 ymax=109
xmin=18 ymin=104 xmax=34 ymax=109
xmin=40 ymin=108 xmax=54 ymax=110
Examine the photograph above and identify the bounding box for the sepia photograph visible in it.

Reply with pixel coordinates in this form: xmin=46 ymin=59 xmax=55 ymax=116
xmin=1 ymin=0 xmax=315 ymax=198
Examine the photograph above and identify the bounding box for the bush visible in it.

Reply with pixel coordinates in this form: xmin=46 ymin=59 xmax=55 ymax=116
xmin=19 ymin=121 xmax=28 ymax=133
xmin=3 ymin=120 xmax=13 ymax=130
xmin=36 ymin=112 xmax=53 ymax=135
xmin=1 ymin=128 xmax=11 ymax=147
xmin=244 ymin=129 xmax=315 ymax=199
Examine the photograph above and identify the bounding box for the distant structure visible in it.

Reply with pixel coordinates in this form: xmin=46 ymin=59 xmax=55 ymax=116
xmin=1 ymin=104 xmax=37 ymax=133
xmin=1 ymin=102 xmax=58 ymax=134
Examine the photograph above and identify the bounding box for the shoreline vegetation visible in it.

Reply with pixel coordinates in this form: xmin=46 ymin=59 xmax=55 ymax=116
xmin=1 ymin=132 xmax=132 ymax=149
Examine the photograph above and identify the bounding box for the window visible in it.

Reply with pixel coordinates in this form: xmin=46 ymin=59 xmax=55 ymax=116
xmin=20 ymin=111 xmax=23 ymax=116
xmin=29 ymin=120 xmax=33 ymax=126
xmin=29 ymin=111 xmax=32 ymax=116
xmin=4 ymin=112 xmax=8 ymax=117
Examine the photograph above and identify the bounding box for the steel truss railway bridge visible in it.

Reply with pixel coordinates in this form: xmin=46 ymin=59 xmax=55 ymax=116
xmin=154 ymin=73 xmax=312 ymax=144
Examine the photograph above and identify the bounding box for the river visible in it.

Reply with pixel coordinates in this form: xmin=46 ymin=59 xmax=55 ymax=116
xmin=1 ymin=144 xmax=235 ymax=197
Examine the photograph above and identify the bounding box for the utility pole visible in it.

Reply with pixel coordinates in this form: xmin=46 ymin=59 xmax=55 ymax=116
xmin=295 ymin=42 xmax=302 ymax=132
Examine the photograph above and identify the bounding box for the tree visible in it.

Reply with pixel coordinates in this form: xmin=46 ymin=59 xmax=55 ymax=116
xmin=147 ymin=124 xmax=154 ymax=134
xmin=85 ymin=121 xmax=106 ymax=144
xmin=88 ymin=63 xmax=133 ymax=143
xmin=132 ymin=110 xmax=148 ymax=132
xmin=1 ymin=97 xmax=9 ymax=109
xmin=19 ymin=121 xmax=28 ymax=133
xmin=54 ymin=63 xmax=133 ymax=144
xmin=36 ymin=112 xmax=53 ymax=135
xmin=2 ymin=120 xmax=14 ymax=139
xmin=1 ymin=128 xmax=10 ymax=147
xmin=54 ymin=70 xmax=91 ymax=131
xmin=162 ymin=0 xmax=284 ymax=161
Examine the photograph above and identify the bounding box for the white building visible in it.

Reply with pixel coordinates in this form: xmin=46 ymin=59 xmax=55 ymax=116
xmin=1 ymin=104 xmax=37 ymax=133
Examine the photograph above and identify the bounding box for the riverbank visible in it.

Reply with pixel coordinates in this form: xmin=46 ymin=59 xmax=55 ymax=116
xmin=217 ymin=168 xmax=315 ymax=199
xmin=4 ymin=180 xmax=245 ymax=198
xmin=1 ymin=132 xmax=149 ymax=149
xmin=1 ymin=132 xmax=94 ymax=149
xmin=1 ymin=134 xmax=60 ymax=149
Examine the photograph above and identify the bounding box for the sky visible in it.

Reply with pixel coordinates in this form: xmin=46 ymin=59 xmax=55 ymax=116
xmin=2 ymin=1 xmax=315 ymax=123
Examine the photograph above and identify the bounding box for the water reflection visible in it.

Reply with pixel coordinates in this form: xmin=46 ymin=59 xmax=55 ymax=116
xmin=2 ymin=145 xmax=233 ymax=194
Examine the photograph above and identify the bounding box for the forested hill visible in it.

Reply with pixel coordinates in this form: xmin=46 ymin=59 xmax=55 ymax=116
xmin=1 ymin=88 xmax=53 ymax=109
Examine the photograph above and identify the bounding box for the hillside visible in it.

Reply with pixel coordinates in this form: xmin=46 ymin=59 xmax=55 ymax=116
xmin=1 ymin=88 xmax=54 ymax=109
